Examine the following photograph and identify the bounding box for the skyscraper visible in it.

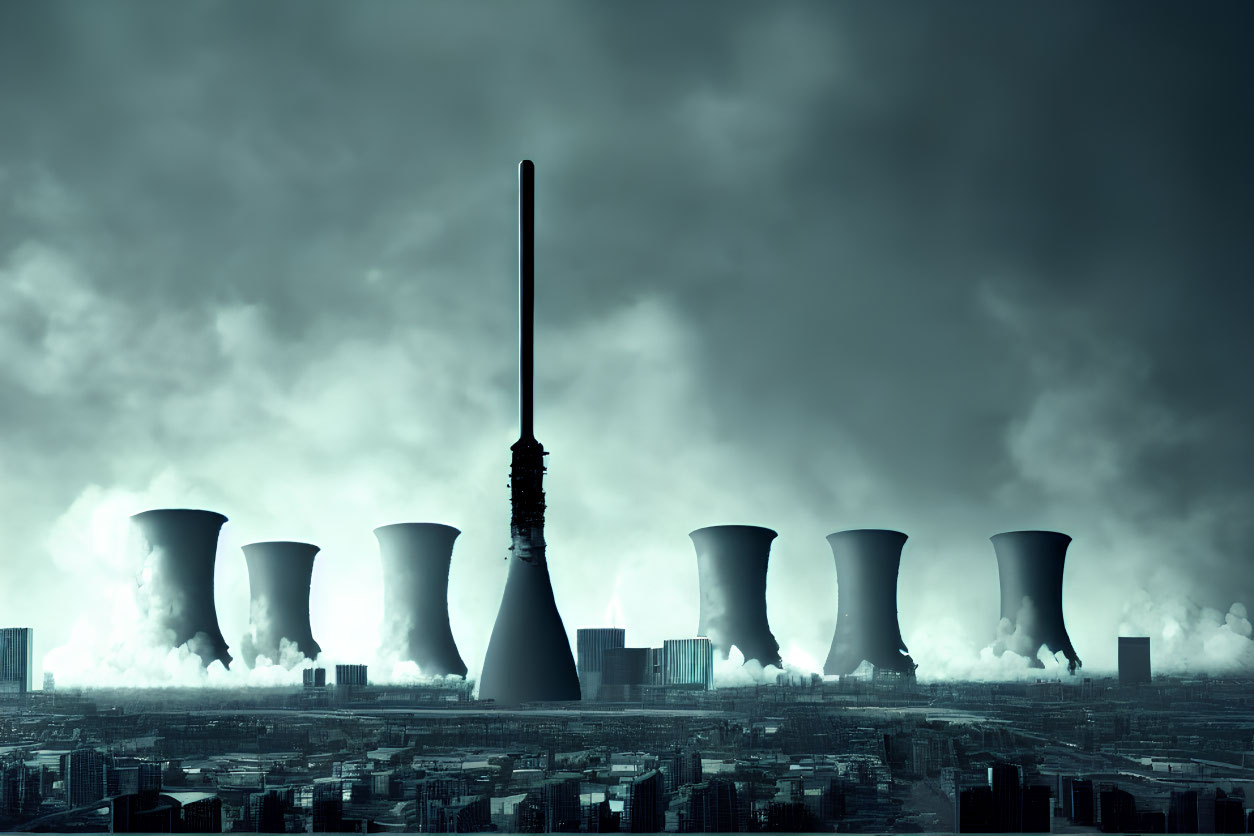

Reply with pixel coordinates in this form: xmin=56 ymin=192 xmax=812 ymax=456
xmin=65 ymin=749 xmax=105 ymax=807
xmin=0 ymin=628 xmax=33 ymax=695
xmin=988 ymin=762 xmax=1021 ymax=833
xmin=576 ymin=628 xmax=625 ymax=700
xmin=1118 ymin=636 xmax=1151 ymax=685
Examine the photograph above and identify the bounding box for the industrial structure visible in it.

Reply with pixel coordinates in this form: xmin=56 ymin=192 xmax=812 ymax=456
xmin=576 ymin=628 xmax=625 ymax=700
xmin=130 ymin=509 xmax=233 ymax=668
xmin=240 ymin=541 xmax=323 ymax=667
xmin=375 ymin=523 xmax=468 ymax=677
xmin=990 ymin=531 xmax=1082 ymax=673
xmin=689 ymin=525 xmax=783 ymax=668
xmin=824 ymin=529 xmax=917 ymax=676
xmin=479 ymin=160 xmax=581 ymax=703
xmin=335 ymin=664 xmax=368 ymax=687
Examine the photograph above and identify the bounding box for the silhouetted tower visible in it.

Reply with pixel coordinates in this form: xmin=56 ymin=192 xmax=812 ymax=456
xmin=1118 ymin=636 xmax=1151 ymax=685
xmin=479 ymin=160 xmax=580 ymax=703
xmin=375 ymin=523 xmax=468 ymax=677
xmin=241 ymin=541 xmax=322 ymax=667
xmin=690 ymin=525 xmax=782 ymax=667
xmin=990 ymin=531 xmax=1082 ymax=673
xmin=130 ymin=509 xmax=233 ymax=668
xmin=824 ymin=529 xmax=917 ymax=676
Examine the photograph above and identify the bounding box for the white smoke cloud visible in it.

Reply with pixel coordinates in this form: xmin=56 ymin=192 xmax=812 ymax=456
xmin=905 ymin=616 xmax=1081 ymax=683
xmin=1118 ymin=593 xmax=1254 ymax=674
xmin=711 ymin=643 xmax=822 ymax=688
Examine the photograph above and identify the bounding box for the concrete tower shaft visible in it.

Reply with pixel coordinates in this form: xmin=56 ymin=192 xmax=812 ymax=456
xmin=241 ymin=541 xmax=322 ymax=667
xmin=130 ymin=509 xmax=233 ymax=669
xmin=824 ymin=529 xmax=917 ymax=676
xmin=991 ymin=530 xmax=1082 ymax=673
xmin=690 ymin=525 xmax=783 ymax=668
xmin=375 ymin=523 xmax=468 ymax=677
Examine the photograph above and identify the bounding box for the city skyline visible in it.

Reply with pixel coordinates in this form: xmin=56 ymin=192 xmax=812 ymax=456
xmin=0 ymin=3 xmax=1252 ymax=689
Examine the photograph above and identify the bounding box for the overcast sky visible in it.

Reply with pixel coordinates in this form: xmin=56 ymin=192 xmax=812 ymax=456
xmin=1 ymin=2 xmax=1251 ymax=686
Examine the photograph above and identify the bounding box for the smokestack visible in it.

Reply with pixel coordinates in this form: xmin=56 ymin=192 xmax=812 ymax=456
xmin=824 ymin=529 xmax=917 ymax=676
xmin=130 ymin=509 xmax=233 ymax=669
xmin=479 ymin=160 xmax=581 ymax=703
xmin=690 ymin=525 xmax=783 ymax=667
xmin=990 ymin=530 xmax=1082 ymax=673
xmin=240 ymin=541 xmax=322 ymax=668
xmin=375 ymin=523 xmax=468 ymax=678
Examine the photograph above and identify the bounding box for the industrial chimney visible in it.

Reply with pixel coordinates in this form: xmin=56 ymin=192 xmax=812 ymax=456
xmin=824 ymin=529 xmax=917 ymax=676
xmin=375 ymin=523 xmax=468 ymax=678
xmin=130 ymin=509 xmax=233 ymax=669
xmin=478 ymin=160 xmax=581 ymax=703
xmin=240 ymin=541 xmax=322 ymax=668
xmin=690 ymin=525 xmax=783 ymax=668
xmin=990 ymin=530 xmax=1082 ymax=673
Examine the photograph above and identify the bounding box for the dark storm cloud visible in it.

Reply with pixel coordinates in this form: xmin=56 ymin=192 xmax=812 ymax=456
xmin=1 ymin=1 xmax=1251 ymax=683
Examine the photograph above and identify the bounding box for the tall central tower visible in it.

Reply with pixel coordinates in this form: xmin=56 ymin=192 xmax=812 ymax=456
xmin=478 ymin=160 xmax=581 ymax=703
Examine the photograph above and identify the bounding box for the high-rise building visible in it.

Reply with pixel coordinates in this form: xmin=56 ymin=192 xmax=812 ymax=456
xmin=250 ymin=788 xmax=292 ymax=832
xmin=1118 ymin=636 xmax=1151 ymax=685
xmin=181 ymin=796 xmax=222 ymax=833
xmin=958 ymin=785 xmax=994 ymax=833
xmin=1021 ymin=784 xmax=1052 ymax=832
xmin=662 ymin=748 xmax=702 ymax=792
xmin=663 ymin=638 xmax=713 ymax=690
xmin=1070 ymin=778 xmax=1095 ymax=826
xmin=1100 ymin=787 xmax=1139 ymax=833
xmin=64 ymin=749 xmax=105 ymax=807
xmin=304 ymin=667 xmax=327 ymax=688
xmin=576 ymin=628 xmax=625 ymax=701
xmin=1168 ymin=789 xmax=1199 ymax=833
xmin=988 ymin=762 xmax=1021 ymax=833
xmin=1214 ymin=789 xmax=1245 ymax=833
xmin=696 ymin=778 xmax=738 ymax=833
xmin=0 ymin=762 xmax=43 ymax=818
xmin=625 ymin=769 xmax=665 ymax=833
xmin=313 ymin=781 xmax=344 ymax=832
xmin=0 ymin=628 xmax=33 ymax=695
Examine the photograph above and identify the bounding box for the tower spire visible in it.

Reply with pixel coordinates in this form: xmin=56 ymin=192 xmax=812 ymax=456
xmin=519 ymin=159 xmax=535 ymax=441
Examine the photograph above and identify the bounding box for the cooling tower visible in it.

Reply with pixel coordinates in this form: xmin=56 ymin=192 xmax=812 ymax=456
xmin=374 ymin=523 xmax=468 ymax=678
xmin=130 ymin=509 xmax=233 ymax=669
xmin=690 ymin=525 xmax=783 ymax=667
xmin=240 ymin=541 xmax=322 ymax=667
xmin=479 ymin=160 xmax=581 ymax=703
xmin=991 ymin=530 xmax=1082 ymax=673
xmin=824 ymin=529 xmax=917 ymax=676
